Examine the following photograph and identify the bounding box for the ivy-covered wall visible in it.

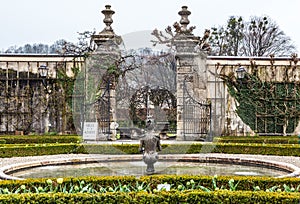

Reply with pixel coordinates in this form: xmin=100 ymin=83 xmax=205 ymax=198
xmin=207 ymin=55 xmax=300 ymax=136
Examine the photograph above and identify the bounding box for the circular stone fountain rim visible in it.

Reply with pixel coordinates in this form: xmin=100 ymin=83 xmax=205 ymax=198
xmin=1 ymin=154 xmax=299 ymax=180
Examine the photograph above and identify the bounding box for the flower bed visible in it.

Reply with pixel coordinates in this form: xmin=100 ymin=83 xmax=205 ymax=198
xmin=0 ymin=175 xmax=299 ymax=203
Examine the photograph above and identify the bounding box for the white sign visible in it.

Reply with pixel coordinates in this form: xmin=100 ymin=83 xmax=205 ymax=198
xmin=83 ymin=122 xmax=98 ymax=141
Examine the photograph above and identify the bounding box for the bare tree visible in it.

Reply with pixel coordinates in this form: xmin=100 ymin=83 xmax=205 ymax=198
xmin=242 ymin=16 xmax=296 ymax=56
xmin=209 ymin=16 xmax=244 ymax=56
xmin=209 ymin=16 xmax=297 ymax=56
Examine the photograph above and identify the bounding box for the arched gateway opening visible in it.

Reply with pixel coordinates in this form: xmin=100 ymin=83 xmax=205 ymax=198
xmin=129 ymin=86 xmax=177 ymax=138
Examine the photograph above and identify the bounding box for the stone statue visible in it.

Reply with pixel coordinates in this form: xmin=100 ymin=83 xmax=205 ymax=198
xmin=139 ymin=119 xmax=162 ymax=174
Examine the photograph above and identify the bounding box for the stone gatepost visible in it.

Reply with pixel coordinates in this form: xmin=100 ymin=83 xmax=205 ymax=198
xmin=174 ymin=6 xmax=208 ymax=141
xmin=85 ymin=5 xmax=122 ymax=140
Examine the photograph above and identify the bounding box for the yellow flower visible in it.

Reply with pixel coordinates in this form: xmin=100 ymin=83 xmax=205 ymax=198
xmin=57 ymin=178 xmax=64 ymax=184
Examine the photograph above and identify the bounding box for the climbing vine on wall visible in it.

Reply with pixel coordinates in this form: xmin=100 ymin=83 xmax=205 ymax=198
xmin=222 ymin=70 xmax=300 ymax=135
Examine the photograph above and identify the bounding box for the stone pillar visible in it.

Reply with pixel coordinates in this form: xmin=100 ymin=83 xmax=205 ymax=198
xmin=85 ymin=5 xmax=121 ymax=140
xmin=174 ymin=6 xmax=208 ymax=140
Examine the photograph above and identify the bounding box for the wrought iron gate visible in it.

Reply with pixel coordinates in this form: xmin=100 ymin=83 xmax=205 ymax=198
xmin=183 ymin=79 xmax=212 ymax=141
xmin=95 ymin=81 xmax=111 ymax=138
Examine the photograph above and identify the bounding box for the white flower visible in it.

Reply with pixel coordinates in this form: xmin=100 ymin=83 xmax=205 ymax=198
xmin=157 ymin=184 xmax=170 ymax=191
xmin=254 ymin=186 xmax=260 ymax=191
xmin=229 ymin=179 xmax=234 ymax=184
xmin=46 ymin=179 xmax=53 ymax=185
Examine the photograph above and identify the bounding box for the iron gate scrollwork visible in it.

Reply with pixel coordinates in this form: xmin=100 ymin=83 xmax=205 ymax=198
xmin=95 ymin=80 xmax=111 ymax=138
xmin=183 ymin=77 xmax=212 ymax=141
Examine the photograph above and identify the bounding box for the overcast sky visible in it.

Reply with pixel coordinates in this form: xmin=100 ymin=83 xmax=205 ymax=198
xmin=1 ymin=0 xmax=299 ymax=54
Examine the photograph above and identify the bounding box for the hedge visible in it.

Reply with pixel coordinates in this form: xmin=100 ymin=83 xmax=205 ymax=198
xmin=0 ymin=176 xmax=300 ymax=203
xmin=0 ymin=191 xmax=298 ymax=204
xmin=0 ymin=143 xmax=300 ymax=158
xmin=0 ymin=135 xmax=298 ymax=145
xmin=0 ymin=135 xmax=81 ymax=144
xmin=0 ymin=144 xmax=79 ymax=157
xmin=216 ymin=136 xmax=299 ymax=144
xmin=139 ymin=175 xmax=300 ymax=192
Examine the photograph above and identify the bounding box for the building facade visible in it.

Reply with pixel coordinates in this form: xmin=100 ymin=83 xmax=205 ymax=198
xmin=1 ymin=5 xmax=299 ymax=138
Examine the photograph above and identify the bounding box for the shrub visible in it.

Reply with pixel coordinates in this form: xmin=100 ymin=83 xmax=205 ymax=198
xmin=0 ymin=142 xmax=300 ymax=157
xmin=216 ymin=136 xmax=299 ymax=144
xmin=0 ymin=135 xmax=81 ymax=144
xmin=0 ymin=176 xmax=300 ymax=203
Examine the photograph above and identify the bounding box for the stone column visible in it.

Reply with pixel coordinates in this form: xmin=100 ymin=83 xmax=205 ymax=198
xmin=85 ymin=5 xmax=121 ymax=140
xmin=174 ymin=6 xmax=208 ymax=140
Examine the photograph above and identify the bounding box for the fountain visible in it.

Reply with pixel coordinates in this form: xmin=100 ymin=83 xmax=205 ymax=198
xmin=1 ymin=153 xmax=299 ymax=180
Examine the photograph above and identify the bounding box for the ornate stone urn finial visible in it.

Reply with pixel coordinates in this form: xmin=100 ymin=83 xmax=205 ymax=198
xmin=92 ymin=5 xmax=122 ymax=47
xmin=178 ymin=6 xmax=190 ymax=32
xmin=102 ymin=5 xmax=115 ymax=33
xmin=174 ymin=6 xmax=196 ymax=35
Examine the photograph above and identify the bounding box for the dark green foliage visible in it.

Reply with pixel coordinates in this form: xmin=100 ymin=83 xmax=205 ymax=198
xmin=225 ymin=72 xmax=300 ymax=135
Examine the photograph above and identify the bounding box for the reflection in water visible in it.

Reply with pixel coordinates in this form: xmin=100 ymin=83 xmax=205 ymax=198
xmin=10 ymin=161 xmax=287 ymax=179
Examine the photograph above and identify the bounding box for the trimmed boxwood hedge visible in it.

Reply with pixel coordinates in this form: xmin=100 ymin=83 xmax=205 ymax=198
xmin=0 ymin=143 xmax=300 ymax=158
xmin=0 ymin=191 xmax=298 ymax=203
xmin=0 ymin=176 xmax=300 ymax=203
xmin=216 ymin=136 xmax=299 ymax=144
xmin=139 ymin=175 xmax=300 ymax=192
xmin=0 ymin=144 xmax=79 ymax=157
xmin=0 ymin=135 xmax=81 ymax=144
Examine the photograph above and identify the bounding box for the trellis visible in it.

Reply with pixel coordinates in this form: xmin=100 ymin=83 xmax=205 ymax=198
xmin=215 ymin=56 xmax=300 ymax=135
xmin=0 ymin=57 xmax=82 ymax=135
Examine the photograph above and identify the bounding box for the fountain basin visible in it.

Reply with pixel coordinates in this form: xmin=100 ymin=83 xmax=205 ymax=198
xmin=1 ymin=154 xmax=299 ymax=180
